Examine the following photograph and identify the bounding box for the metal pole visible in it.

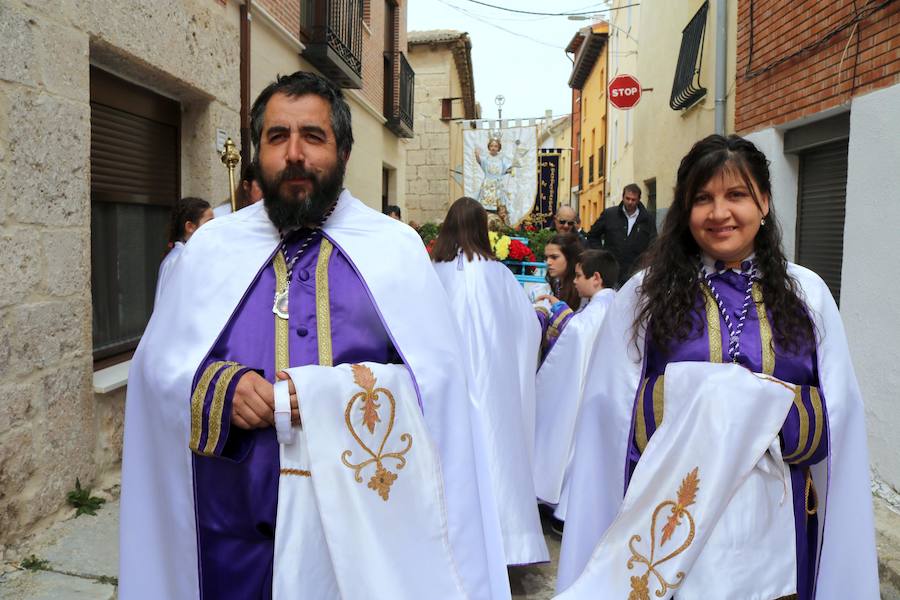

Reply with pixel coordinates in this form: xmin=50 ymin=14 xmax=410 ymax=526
xmin=715 ymin=0 xmax=727 ymax=135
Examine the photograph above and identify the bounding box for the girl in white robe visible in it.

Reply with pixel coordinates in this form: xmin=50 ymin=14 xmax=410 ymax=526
xmin=155 ymin=196 xmax=213 ymax=304
xmin=432 ymin=196 xmax=549 ymax=566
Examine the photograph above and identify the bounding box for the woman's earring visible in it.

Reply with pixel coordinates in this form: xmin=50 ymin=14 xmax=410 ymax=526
xmin=761 ymin=217 xmax=766 ymax=226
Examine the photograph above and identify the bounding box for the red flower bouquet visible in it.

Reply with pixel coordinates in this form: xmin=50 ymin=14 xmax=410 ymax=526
xmin=507 ymin=239 xmax=538 ymax=273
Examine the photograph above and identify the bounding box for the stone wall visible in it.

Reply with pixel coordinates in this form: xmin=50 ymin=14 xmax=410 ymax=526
xmin=0 ymin=0 xmax=240 ymax=549
xmin=405 ymin=45 xmax=457 ymax=224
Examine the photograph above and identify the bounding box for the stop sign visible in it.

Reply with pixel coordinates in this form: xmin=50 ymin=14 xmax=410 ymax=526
xmin=608 ymin=75 xmax=642 ymax=110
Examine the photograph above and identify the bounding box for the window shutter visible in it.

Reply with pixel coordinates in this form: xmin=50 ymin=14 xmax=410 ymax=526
xmin=796 ymin=139 xmax=848 ymax=305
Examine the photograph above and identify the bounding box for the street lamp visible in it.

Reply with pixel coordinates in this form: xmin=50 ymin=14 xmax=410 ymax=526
xmin=495 ymin=94 xmax=505 ymax=120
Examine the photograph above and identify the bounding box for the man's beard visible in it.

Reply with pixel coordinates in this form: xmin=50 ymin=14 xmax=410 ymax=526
xmin=261 ymin=159 xmax=345 ymax=231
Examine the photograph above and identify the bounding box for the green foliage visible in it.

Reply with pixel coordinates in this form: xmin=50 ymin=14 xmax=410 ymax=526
xmin=95 ymin=575 xmax=119 ymax=586
xmin=417 ymin=222 xmax=440 ymax=245
xmin=20 ymin=555 xmax=49 ymax=571
xmin=522 ymin=228 xmax=556 ymax=262
xmin=66 ymin=478 xmax=106 ymax=517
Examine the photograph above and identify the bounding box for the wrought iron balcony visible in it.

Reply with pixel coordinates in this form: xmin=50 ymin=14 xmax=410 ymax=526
xmin=384 ymin=51 xmax=414 ymax=138
xmin=300 ymin=0 xmax=363 ymax=89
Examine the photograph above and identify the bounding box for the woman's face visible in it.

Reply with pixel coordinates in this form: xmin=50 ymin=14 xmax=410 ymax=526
xmin=545 ymin=243 xmax=567 ymax=278
xmin=688 ymin=169 xmax=769 ymax=266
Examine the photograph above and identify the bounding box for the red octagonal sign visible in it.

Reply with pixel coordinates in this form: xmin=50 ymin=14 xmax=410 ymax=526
xmin=608 ymin=74 xmax=642 ymax=110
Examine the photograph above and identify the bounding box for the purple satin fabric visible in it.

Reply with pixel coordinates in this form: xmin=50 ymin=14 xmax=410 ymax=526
xmin=191 ymin=233 xmax=398 ymax=600
xmin=631 ymin=269 xmax=822 ymax=600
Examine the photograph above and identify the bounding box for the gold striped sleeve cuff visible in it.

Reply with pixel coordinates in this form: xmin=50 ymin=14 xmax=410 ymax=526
xmin=189 ymin=360 xmax=241 ymax=455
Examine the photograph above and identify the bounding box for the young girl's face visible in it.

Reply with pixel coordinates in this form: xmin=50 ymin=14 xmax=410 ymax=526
xmin=545 ymin=243 xmax=567 ymax=278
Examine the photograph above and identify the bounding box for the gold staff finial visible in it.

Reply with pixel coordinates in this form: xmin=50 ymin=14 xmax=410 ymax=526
xmin=220 ymin=137 xmax=241 ymax=213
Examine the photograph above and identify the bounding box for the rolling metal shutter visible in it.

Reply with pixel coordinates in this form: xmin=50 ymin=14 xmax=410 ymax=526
xmin=796 ymin=139 xmax=848 ymax=305
xmin=90 ymin=68 xmax=180 ymax=359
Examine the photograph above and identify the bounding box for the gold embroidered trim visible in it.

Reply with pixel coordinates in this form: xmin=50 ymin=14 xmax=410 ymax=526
xmin=701 ymin=285 xmax=723 ymax=363
xmin=783 ymin=386 xmax=809 ymax=462
xmin=634 ymin=378 xmax=650 ymax=454
xmin=551 ymin=306 xmax=573 ymax=331
xmin=273 ymin=250 xmax=290 ymax=372
xmin=202 ymin=364 xmax=244 ymax=455
xmin=315 ymin=238 xmax=334 ymax=367
xmin=651 ymin=377 xmax=665 ymax=432
xmin=280 ymin=468 xmax=311 ymax=477
xmin=804 ymin=468 xmax=818 ymax=516
xmin=341 ymin=364 xmax=413 ymax=501
xmin=627 ymin=467 xmax=700 ymax=599
xmin=752 ymin=282 xmax=775 ymax=375
xmin=794 ymin=387 xmax=824 ymax=465
xmin=190 ymin=361 xmax=238 ymax=452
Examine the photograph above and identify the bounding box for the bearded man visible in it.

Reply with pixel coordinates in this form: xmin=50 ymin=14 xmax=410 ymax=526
xmin=119 ymin=72 xmax=509 ymax=600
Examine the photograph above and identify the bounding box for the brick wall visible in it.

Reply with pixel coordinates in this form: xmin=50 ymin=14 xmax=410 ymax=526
xmin=736 ymin=0 xmax=900 ymax=132
xmin=256 ymin=0 xmax=301 ymax=39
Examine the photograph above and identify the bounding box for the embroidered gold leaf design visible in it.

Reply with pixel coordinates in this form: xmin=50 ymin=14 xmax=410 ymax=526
xmin=628 ymin=574 xmax=650 ymax=600
xmin=662 ymin=467 xmax=699 ymax=545
xmin=627 ymin=467 xmax=700 ymax=598
xmin=352 ymin=363 xmax=377 ymax=392
xmin=367 ymin=465 xmax=398 ymax=501
xmin=341 ymin=364 xmax=413 ymax=502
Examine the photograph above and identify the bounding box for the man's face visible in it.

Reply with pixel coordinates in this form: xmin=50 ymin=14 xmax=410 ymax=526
xmin=622 ymin=190 xmax=640 ymax=214
xmin=554 ymin=208 xmax=577 ymax=233
xmin=257 ymin=92 xmax=346 ymax=230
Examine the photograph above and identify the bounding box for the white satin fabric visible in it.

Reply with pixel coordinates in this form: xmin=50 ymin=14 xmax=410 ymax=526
xmin=555 ymin=265 xmax=879 ymax=598
xmin=556 ymin=362 xmax=796 ymax=600
xmin=533 ymin=289 xmax=615 ymax=508
xmin=274 ymin=363 xmax=466 ymax=600
xmin=434 ymin=255 xmax=548 ymax=566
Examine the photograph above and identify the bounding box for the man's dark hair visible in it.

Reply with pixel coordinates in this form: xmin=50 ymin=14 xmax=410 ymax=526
xmin=579 ymin=249 xmax=618 ymax=289
xmin=384 ymin=205 xmax=402 ymax=219
xmin=249 ymin=71 xmax=354 ymax=164
xmin=623 ymin=183 xmax=642 ymax=198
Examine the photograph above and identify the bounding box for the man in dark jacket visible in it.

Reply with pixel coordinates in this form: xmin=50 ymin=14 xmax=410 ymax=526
xmin=587 ymin=183 xmax=657 ymax=287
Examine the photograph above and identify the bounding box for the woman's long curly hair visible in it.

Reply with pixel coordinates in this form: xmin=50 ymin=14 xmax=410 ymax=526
xmin=634 ymin=135 xmax=815 ymax=355
xmin=546 ymin=233 xmax=584 ymax=309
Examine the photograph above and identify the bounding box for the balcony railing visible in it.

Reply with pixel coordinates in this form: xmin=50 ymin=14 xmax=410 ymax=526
xmin=384 ymin=51 xmax=414 ymax=138
xmin=301 ymin=0 xmax=363 ymax=89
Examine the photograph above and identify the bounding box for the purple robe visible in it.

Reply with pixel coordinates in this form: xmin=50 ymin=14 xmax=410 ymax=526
xmin=629 ymin=266 xmax=827 ymax=600
xmin=536 ymin=300 xmax=576 ymax=363
xmin=187 ymin=231 xmax=399 ymax=599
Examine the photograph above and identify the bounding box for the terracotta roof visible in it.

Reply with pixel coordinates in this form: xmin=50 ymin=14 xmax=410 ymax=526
xmin=408 ymin=30 xmax=467 ymax=45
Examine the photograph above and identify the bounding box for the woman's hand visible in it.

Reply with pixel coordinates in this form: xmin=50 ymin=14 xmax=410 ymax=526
xmin=536 ymin=294 xmax=560 ymax=304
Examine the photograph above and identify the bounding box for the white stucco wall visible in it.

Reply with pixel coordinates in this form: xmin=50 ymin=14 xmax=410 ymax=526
xmin=742 ymin=128 xmax=799 ymax=262
xmin=842 ymin=83 xmax=900 ymax=492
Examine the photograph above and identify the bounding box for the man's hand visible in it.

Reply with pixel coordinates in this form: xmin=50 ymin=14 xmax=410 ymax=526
xmin=230 ymin=371 xmax=301 ymax=430
xmin=231 ymin=371 xmax=276 ymax=429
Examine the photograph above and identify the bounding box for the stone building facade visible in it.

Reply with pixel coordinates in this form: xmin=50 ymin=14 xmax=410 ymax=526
xmin=0 ymin=0 xmax=241 ymax=549
xmin=405 ymin=30 xmax=477 ymax=224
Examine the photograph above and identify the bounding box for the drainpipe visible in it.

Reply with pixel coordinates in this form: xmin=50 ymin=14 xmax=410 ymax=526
xmin=715 ymin=0 xmax=727 ymax=135
xmin=240 ymin=1 xmax=252 ymax=180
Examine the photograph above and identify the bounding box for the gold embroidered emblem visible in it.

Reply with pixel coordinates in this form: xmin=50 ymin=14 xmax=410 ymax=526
xmin=341 ymin=364 xmax=412 ymax=501
xmin=628 ymin=467 xmax=700 ymax=598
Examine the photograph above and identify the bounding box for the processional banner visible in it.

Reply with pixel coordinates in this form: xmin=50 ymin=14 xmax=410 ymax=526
xmin=532 ymin=150 xmax=561 ymax=229
xmin=464 ymin=124 xmax=538 ymax=226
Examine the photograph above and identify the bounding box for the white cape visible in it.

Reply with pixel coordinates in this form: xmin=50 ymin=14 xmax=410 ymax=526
xmin=533 ymin=289 xmax=614 ymax=507
xmin=120 ymin=191 xmax=509 ymax=599
xmin=556 ymin=362 xmax=797 ymax=600
xmin=555 ymin=265 xmax=879 ymax=598
xmin=274 ymin=363 xmax=467 ymax=599
xmin=434 ymin=255 xmax=548 ymax=565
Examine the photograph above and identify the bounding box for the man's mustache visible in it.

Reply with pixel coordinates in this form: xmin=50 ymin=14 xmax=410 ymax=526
xmin=276 ymin=164 xmax=317 ymax=184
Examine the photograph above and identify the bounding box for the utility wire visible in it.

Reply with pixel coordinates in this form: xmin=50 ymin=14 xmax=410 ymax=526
xmin=437 ymin=0 xmax=569 ymax=49
xmin=455 ymin=0 xmax=639 ymax=17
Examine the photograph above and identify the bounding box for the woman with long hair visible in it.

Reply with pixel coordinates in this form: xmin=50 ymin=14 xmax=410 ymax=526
xmin=432 ymin=197 xmax=549 ymax=567
xmin=535 ymin=233 xmax=584 ymax=361
xmin=155 ymin=196 xmax=213 ymax=303
xmin=556 ymin=135 xmax=877 ymax=599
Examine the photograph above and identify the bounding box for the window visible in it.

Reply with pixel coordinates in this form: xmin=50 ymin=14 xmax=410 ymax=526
xmin=588 ymin=155 xmax=594 ymax=183
xmin=90 ymin=67 xmax=180 ymax=360
xmin=598 ymin=146 xmax=606 ymax=178
xmin=645 ymin=178 xmax=657 ymax=212
xmin=670 ymin=1 xmax=708 ymax=110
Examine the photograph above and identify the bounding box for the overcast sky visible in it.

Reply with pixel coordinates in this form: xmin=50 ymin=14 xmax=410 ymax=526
xmin=408 ymin=1 xmax=612 ymax=121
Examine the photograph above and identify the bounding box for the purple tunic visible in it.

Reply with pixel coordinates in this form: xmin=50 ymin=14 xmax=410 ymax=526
xmin=628 ymin=266 xmax=827 ymax=600
xmin=188 ymin=231 xmax=399 ymax=599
